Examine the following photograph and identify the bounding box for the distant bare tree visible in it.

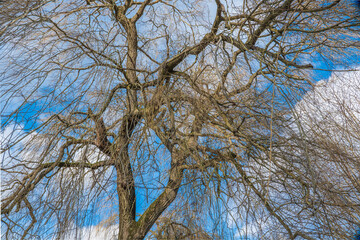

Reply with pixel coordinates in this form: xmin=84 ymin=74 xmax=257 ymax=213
xmin=1 ymin=0 xmax=360 ymax=239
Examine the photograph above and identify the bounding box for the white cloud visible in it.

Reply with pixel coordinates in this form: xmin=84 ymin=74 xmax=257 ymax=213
xmin=295 ymin=69 xmax=360 ymax=133
xmin=225 ymin=69 xmax=360 ymax=239
xmin=1 ymin=124 xmax=40 ymax=200
xmin=62 ymin=224 xmax=118 ymax=240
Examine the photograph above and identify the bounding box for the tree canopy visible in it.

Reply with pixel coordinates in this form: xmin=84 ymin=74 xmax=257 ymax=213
xmin=1 ymin=0 xmax=360 ymax=239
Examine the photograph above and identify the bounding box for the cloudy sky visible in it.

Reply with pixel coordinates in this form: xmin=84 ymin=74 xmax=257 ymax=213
xmin=2 ymin=66 xmax=360 ymax=239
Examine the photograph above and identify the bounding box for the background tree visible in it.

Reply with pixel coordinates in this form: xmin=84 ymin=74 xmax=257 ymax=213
xmin=1 ymin=0 xmax=360 ymax=239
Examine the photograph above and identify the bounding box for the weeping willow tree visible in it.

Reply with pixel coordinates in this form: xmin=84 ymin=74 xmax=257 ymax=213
xmin=1 ymin=0 xmax=360 ymax=239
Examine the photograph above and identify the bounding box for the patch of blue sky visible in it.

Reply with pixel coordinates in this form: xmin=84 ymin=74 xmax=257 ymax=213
xmin=131 ymin=129 xmax=172 ymax=221
xmin=355 ymin=228 xmax=360 ymax=240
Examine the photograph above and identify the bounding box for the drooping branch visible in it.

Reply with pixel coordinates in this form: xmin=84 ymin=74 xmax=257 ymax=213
xmin=39 ymin=160 xmax=113 ymax=169
xmin=2 ymin=140 xmax=76 ymax=215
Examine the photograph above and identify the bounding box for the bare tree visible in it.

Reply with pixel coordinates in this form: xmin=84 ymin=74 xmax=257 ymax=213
xmin=1 ymin=0 xmax=360 ymax=239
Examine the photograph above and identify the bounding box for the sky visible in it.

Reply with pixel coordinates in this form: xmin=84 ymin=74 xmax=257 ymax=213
xmin=69 ymin=68 xmax=360 ymax=239
xmin=1 ymin=1 xmax=360 ymax=239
